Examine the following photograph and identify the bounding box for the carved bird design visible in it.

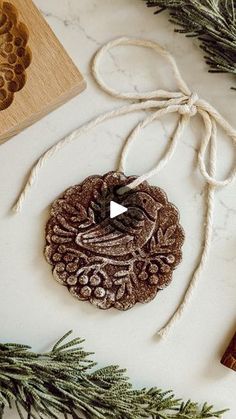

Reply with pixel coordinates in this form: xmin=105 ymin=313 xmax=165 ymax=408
xmin=76 ymin=191 xmax=162 ymax=257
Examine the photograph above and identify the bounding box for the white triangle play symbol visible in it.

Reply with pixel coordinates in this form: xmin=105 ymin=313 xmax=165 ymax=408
xmin=110 ymin=201 xmax=127 ymax=219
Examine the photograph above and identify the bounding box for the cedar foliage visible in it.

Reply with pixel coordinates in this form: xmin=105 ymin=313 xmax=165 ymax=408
xmin=145 ymin=0 xmax=236 ymax=84
xmin=0 ymin=331 xmax=227 ymax=418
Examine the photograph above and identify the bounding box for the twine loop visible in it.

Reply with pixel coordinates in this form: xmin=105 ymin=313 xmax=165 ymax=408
xmin=12 ymin=37 xmax=236 ymax=339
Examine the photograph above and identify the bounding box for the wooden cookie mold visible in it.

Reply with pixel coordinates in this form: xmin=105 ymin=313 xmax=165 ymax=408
xmin=0 ymin=1 xmax=31 ymax=110
xmin=0 ymin=0 xmax=85 ymax=144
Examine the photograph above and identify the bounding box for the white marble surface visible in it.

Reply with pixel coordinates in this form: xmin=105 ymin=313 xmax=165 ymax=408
xmin=0 ymin=0 xmax=235 ymax=417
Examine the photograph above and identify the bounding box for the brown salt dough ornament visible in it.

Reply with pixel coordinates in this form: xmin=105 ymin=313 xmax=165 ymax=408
xmin=45 ymin=171 xmax=184 ymax=310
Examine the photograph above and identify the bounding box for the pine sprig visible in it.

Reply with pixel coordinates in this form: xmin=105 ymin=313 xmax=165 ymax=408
xmin=144 ymin=0 xmax=236 ymax=83
xmin=0 ymin=332 xmax=228 ymax=418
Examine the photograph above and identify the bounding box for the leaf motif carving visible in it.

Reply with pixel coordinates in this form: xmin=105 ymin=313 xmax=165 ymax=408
xmin=164 ymin=225 xmax=177 ymax=240
xmin=165 ymin=239 xmax=175 ymax=246
xmin=114 ymin=278 xmax=124 ymax=286
xmin=156 ymin=226 xmax=176 ymax=247
xmin=116 ymin=283 xmax=126 ymax=300
xmin=91 ymin=201 xmax=100 ymax=211
xmin=157 ymin=228 xmax=164 ymax=243
xmin=114 ymin=271 xmax=129 ymax=278
xmin=150 ymin=236 xmax=156 ymax=253
xmin=88 ymin=207 xmax=95 ymax=221
xmin=126 ymin=281 xmax=133 ymax=295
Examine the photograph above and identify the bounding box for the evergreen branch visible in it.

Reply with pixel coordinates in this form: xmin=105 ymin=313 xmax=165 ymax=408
xmin=144 ymin=0 xmax=236 ymax=85
xmin=0 ymin=332 xmax=228 ymax=418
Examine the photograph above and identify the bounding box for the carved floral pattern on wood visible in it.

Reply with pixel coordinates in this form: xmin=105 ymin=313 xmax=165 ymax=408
xmin=45 ymin=172 xmax=185 ymax=310
xmin=0 ymin=1 xmax=31 ymax=110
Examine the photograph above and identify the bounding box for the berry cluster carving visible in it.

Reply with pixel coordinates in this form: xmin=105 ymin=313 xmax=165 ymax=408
xmin=0 ymin=2 xmax=31 ymax=110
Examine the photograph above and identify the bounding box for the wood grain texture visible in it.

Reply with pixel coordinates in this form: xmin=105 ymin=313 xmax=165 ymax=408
xmin=0 ymin=0 xmax=86 ymax=144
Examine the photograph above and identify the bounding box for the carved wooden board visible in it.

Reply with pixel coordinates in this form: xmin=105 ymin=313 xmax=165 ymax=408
xmin=0 ymin=0 xmax=86 ymax=144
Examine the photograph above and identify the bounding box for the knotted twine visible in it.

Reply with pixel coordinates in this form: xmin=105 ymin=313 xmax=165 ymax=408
xmin=13 ymin=37 xmax=236 ymax=338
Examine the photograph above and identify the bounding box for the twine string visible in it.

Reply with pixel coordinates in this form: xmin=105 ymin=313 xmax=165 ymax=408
xmin=13 ymin=37 xmax=236 ymax=338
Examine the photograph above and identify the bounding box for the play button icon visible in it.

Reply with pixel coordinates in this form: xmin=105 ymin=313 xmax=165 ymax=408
xmin=110 ymin=201 xmax=128 ymax=219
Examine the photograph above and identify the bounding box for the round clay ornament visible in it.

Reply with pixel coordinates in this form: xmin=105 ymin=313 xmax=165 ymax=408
xmin=45 ymin=171 xmax=184 ymax=310
xmin=13 ymin=36 xmax=236 ymax=333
